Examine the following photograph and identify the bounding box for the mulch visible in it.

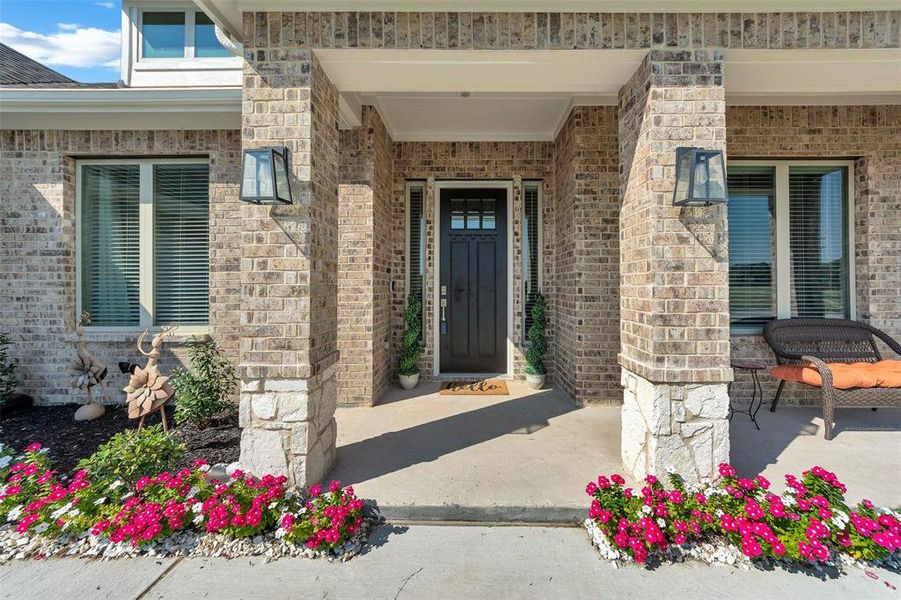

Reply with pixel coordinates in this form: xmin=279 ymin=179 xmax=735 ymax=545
xmin=0 ymin=404 xmax=240 ymax=474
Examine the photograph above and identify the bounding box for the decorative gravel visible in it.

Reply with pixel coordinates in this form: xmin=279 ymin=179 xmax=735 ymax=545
xmin=0 ymin=515 xmax=377 ymax=564
xmin=584 ymin=518 xmax=901 ymax=573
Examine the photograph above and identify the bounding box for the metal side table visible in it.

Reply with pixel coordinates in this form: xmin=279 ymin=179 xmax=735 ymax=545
xmin=728 ymin=360 xmax=765 ymax=430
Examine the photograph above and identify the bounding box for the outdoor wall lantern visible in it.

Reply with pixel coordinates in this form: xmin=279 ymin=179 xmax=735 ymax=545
xmin=672 ymin=147 xmax=728 ymax=206
xmin=240 ymin=146 xmax=293 ymax=204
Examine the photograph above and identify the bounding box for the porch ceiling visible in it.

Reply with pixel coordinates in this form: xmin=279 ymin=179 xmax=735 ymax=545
xmin=317 ymin=48 xmax=901 ymax=141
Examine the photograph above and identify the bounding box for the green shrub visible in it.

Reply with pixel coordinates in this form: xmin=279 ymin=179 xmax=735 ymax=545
xmin=171 ymin=337 xmax=237 ymax=429
xmin=398 ymin=294 xmax=422 ymax=377
xmin=0 ymin=333 xmax=16 ymax=408
xmin=524 ymin=293 xmax=548 ymax=376
xmin=77 ymin=425 xmax=184 ymax=490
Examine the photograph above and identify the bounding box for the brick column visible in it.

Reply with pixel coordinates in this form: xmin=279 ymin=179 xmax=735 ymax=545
xmin=237 ymin=45 xmax=340 ymax=488
xmin=617 ymin=49 xmax=732 ymax=485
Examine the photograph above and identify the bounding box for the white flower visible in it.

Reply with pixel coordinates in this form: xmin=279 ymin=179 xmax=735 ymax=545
xmin=7 ymin=505 xmax=23 ymax=521
xmin=109 ymin=480 xmax=123 ymax=490
xmin=186 ymin=486 xmax=199 ymax=499
xmin=657 ymin=518 xmax=666 ymax=528
xmin=782 ymin=494 xmax=796 ymax=506
xmin=35 ymin=523 xmax=49 ymax=534
xmin=193 ymin=514 xmax=204 ymax=525
xmin=94 ymin=497 xmax=107 ymax=506
xmin=268 ymin=502 xmax=277 ymax=510
xmin=665 ymin=465 xmax=677 ymax=474
xmin=191 ymin=503 xmax=203 ymax=514
xmin=275 ymin=528 xmax=286 ymax=539
xmin=641 ymin=505 xmax=652 ymax=515
xmin=0 ymin=455 xmax=11 ymax=469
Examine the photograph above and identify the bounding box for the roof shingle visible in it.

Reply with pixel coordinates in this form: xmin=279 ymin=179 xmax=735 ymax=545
xmin=0 ymin=42 xmax=110 ymax=87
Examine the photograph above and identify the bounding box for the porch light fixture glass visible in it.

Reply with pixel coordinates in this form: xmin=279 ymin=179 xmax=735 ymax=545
xmin=240 ymin=146 xmax=292 ymax=204
xmin=672 ymin=147 xmax=728 ymax=206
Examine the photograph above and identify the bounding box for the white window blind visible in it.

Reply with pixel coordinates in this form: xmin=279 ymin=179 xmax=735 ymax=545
xmin=523 ymin=182 xmax=541 ymax=335
xmin=153 ymin=164 xmax=210 ymax=325
xmin=788 ymin=166 xmax=849 ymax=319
xmin=80 ymin=165 xmax=141 ymax=326
xmin=407 ymin=182 xmax=425 ymax=342
xmin=79 ymin=160 xmax=210 ymax=329
xmin=727 ymin=167 xmax=776 ymax=331
xmin=726 ymin=161 xmax=852 ymax=333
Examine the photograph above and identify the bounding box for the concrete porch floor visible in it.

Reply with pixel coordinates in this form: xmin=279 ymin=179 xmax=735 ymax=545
xmin=330 ymin=383 xmax=901 ymax=522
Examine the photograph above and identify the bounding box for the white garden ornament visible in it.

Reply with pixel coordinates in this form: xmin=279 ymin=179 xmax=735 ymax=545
xmin=68 ymin=311 xmax=108 ymax=421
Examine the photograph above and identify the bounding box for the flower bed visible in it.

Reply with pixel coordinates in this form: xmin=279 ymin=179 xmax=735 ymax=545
xmin=0 ymin=442 xmax=375 ymax=562
xmin=584 ymin=464 xmax=900 ymax=571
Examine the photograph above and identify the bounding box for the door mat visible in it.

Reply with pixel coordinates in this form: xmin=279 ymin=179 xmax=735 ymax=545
xmin=439 ymin=379 xmax=509 ymax=395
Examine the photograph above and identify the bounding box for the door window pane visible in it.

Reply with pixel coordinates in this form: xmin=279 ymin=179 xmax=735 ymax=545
xmin=81 ymin=165 xmax=141 ymax=326
xmin=481 ymin=199 xmax=496 ymax=229
xmin=450 ymin=199 xmax=465 ymax=229
xmin=727 ymin=167 xmax=776 ymax=331
xmin=142 ymin=12 xmax=185 ymax=58
xmin=789 ymin=166 xmax=849 ymax=319
xmin=195 ymin=12 xmax=231 ymax=57
xmin=466 ymin=199 xmax=481 ymax=229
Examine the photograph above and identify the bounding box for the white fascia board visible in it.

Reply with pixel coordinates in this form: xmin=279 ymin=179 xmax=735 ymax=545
xmin=0 ymin=87 xmax=242 ymax=113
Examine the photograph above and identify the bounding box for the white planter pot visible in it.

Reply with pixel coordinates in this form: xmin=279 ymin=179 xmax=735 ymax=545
xmin=399 ymin=373 xmax=420 ymax=390
xmin=525 ymin=373 xmax=546 ymax=390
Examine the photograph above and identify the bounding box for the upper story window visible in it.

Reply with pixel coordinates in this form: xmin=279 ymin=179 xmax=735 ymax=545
xmin=139 ymin=9 xmax=228 ymax=59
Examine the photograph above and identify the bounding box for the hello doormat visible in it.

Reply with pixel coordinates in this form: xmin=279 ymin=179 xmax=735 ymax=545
xmin=439 ymin=380 xmax=509 ymax=395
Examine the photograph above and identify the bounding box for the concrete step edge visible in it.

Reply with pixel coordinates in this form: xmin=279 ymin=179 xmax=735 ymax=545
xmin=374 ymin=504 xmax=586 ymax=526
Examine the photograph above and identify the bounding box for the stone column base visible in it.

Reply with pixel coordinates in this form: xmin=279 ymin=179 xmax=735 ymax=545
xmin=620 ymin=368 xmax=729 ymax=486
xmin=238 ymin=363 xmax=337 ymax=488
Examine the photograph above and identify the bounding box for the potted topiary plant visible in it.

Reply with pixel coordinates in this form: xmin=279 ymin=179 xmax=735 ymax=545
xmin=524 ymin=293 xmax=548 ymax=389
xmin=398 ymin=294 xmax=422 ymax=390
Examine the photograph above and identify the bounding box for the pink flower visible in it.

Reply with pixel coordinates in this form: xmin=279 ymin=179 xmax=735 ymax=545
xmin=755 ymin=475 xmax=770 ymax=489
xmin=310 ymin=484 xmax=322 ymax=497
xmin=718 ymin=463 xmax=736 ymax=478
xmin=610 ymin=474 xmax=625 ymax=486
xmin=25 ymin=443 xmax=42 ymax=452
xmin=231 ymin=469 xmax=244 ymax=479
xmin=585 ymin=482 xmax=598 ymax=496
xmin=644 ymin=475 xmax=658 ymax=485
xmin=597 ymin=476 xmax=610 ymax=489
xmin=329 ymin=480 xmax=342 ymax=493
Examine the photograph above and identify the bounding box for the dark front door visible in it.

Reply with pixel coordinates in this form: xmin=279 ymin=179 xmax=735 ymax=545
xmin=439 ymin=187 xmax=507 ymax=373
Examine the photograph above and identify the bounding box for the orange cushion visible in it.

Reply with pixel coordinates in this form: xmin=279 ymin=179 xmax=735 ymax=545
xmin=771 ymin=360 xmax=901 ymax=389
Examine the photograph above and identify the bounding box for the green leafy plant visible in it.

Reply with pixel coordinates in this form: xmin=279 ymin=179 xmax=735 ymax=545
xmin=171 ymin=337 xmax=237 ymax=429
xmin=77 ymin=425 xmax=184 ymax=490
xmin=524 ymin=293 xmax=548 ymax=376
xmin=0 ymin=333 xmax=17 ymax=408
xmin=398 ymin=294 xmax=422 ymax=377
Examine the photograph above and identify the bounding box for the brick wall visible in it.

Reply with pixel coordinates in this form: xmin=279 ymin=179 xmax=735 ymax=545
xmin=618 ymin=49 xmax=731 ymax=385
xmin=337 ymin=106 xmax=394 ymax=406
xmin=0 ymin=129 xmax=241 ymax=406
xmin=243 ymin=11 xmax=900 ymax=50
xmin=392 ymin=142 xmax=555 ymax=381
xmin=553 ymin=106 xmax=622 ymax=405
xmin=727 ymin=105 xmax=901 ymax=405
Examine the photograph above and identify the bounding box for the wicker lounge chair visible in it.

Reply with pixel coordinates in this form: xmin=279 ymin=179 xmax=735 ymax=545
xmin=763 ymin=318 xmax=901 ymax=440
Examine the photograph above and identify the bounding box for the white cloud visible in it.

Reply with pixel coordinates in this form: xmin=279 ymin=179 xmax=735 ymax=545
xmin=95 ymin=2 xmax=115 ymax=8
xmin=0 ymin=22 xmax=120 ymax=70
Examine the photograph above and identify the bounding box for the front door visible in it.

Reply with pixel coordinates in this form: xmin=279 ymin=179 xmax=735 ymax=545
xmin=439 ymin=187 xmax=507 ymax=373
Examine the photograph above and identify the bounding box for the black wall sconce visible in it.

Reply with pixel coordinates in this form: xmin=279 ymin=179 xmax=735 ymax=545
xmin=672 ymin=147 xmax=728 ymax=206
xmin=239 ymin=146 xmax=293 ymax=204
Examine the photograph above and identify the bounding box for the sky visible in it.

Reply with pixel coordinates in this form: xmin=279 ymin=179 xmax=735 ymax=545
xmin=0 ymin=0 xmax=122 ymax=83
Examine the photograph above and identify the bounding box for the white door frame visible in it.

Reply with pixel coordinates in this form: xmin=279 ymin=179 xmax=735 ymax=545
xmin=433 ymin=180 xmax=515 ymax=379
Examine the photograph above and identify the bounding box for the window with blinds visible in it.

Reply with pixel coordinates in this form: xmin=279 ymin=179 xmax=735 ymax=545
xmin=153 ymin=164 xmax=210 ymax=325
xmin=726 ymin=161 xmax=852 ymax=333
xmin=727 ymin=167 xmax=776 ymax=331
xmin=788 ymin=166 xmax=849 ymax=319
xmin=523 ymin=182 xmax=541 ymax=337
xmin=79 ymin=160 xmax=210 ymax=328
xmin=80 ymin=165 xmax=141 ymax=326
xmin=407 ymin=183 xmax=425 ymax=341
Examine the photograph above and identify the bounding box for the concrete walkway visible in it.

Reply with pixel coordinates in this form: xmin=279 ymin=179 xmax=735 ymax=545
xmin=331 ymin=382 xmax=901 ymax=521
xmin=2 ymin=524 xmax=899 ymax=599
xmin=330 ymin=383 xmax=625 ymax=522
